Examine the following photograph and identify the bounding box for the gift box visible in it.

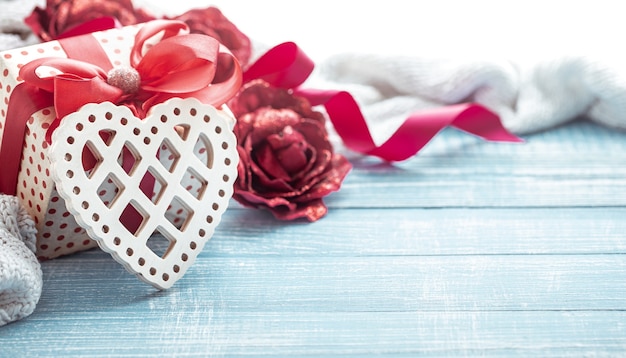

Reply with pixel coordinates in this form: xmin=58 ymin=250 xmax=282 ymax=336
xmin=0 ymin=20 xmax=240 ymax=288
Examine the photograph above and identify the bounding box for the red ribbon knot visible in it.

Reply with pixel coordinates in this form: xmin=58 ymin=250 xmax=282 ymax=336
xmin=107 ymin=66 xmax=141 ymax=94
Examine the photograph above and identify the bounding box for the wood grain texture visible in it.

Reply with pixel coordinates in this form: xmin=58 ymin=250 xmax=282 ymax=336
xmin=1 ymin=121 xmax=625 ymax=357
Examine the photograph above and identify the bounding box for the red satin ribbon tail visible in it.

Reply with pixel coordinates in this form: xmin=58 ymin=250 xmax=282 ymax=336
xmin=296 ymin=89 xmax=448 ymax=161
xmin=450 ymin=105 xmax=524 ymax=143
xmin=326 ymin=91 xmax=453 ymax=161
xmin=58 ymin=17 xmax=122 ymax=39
xmin=246 ymin=42 xmax=522 ymax=162
xmin=310 ymin=90 xmax=377 ymax=153
xmin=366 ymin=113 xmax=452 ymax=162
xmin=294 ymin=87 xmax=334 ymax=106
xmin=243 ymin=42 xmax=315 ymax=89
xmin=297 ymin=88 xmax=522 ymax=162
xmin=0 ymin=84 xmax=53 ymax=195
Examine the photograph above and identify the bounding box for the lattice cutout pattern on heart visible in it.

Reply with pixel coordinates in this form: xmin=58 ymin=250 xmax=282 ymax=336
xmin=49 ymin=98 xmax=238 ymax=289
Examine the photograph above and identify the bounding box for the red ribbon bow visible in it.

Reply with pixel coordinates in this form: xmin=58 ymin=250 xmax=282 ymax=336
xmin=20 ymin=20 xmax=241 ymax=137
xmin=0 ymin=20 xmax=242 ymax=195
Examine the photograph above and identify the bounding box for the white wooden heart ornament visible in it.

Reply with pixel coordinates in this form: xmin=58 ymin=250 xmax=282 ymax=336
xmin=48 ymin=98 xmax=239 ymax=289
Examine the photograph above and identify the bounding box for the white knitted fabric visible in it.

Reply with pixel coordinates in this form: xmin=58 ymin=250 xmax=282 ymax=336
xmin=312 ymin=53 xmax=626 ymax=140
xmin=0 ymin=0 xmax=42 ymax=50
xmin=0 ymin=0 xmax=43 ymax=327
xmin=0 ymin=195 xmax=42 ymax=327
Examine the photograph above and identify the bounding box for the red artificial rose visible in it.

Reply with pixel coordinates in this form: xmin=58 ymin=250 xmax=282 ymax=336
xmin=228 ymin=80 xmax=352 ymax=221
xmin=25 ymin=0 xmax=155 ymax=42
xmin=169 ymin=7 xmax=252 ymax=68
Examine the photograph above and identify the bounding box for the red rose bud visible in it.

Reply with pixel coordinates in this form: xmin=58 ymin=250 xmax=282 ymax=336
xmin=229 ymin=80 xmax=351 ymax=222
xmin=267 ymin=126 xmax=311 ymax=175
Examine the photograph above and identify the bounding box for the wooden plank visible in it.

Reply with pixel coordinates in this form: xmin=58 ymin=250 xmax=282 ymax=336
xmin=2 ymin=252 xmax=624 ymax=314
xmin=321 ymin=122 xmax=626 ymax=208
xmin=327 ymin=179 xmax=626 ymax=208
xmin=327 ymin=150 xmax=626 ymax=208
xmin=212 ymin=207 xmax=626 ymax=256
xmin=3 ymin=311 xmax=625 ymax=356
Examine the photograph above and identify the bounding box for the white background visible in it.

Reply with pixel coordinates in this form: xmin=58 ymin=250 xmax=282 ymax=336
xmin=141 ymin=0 xmax=624 ymax=62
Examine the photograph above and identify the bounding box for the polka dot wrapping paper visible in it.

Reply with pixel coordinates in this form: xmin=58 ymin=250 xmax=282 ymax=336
xmin=0 ymin=23 xmax=239 ymax=270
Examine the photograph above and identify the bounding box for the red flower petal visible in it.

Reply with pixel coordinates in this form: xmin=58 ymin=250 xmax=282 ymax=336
xmin=233 ymin=189 xmax=295 ymax=210
xmin=293 ymin=154 xmax=352 ymax=202
xmin=254 ymin=143 xmax=291 ymax=183
xmin=248 ymin=158 xmax=293 ymax=193
xmin=267 ymin=126 xmax=311 ymax=175
xmin=250 ymin=108 xmax=302 ymax=146
xmin=267 ymin=199 xmax=329 ymax=222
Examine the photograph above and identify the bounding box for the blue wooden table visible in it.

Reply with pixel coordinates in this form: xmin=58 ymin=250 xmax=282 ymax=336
xmin=1 ymin=120 xmax=625 ymax=356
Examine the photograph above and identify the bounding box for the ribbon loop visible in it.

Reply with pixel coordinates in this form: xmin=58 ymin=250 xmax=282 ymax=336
xmin=19 ymin=57 xmax=107 ymax=92
xmin=130 ymin=20 xmax=190 ymax=67
xmin=20 ymin=57 xmax=123 ymax=120
xmin=136 ymin=34 xmax=220 ymax=93
xmin=242 ymin=42 xmax=314 ymax=89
